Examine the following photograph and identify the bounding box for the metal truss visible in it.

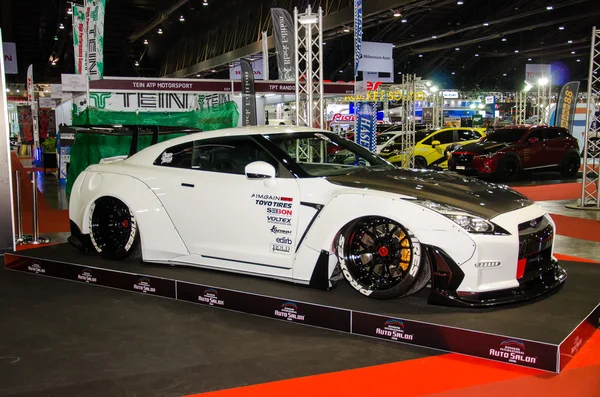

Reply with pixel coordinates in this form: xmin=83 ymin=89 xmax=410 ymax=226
xmin=576 ymin=26 xmax=600 ymax=209
xmin=515 ymin=91 xmax=527 ymax=125
xmin=399 ymin=73 xmax=417 ymax=169
xmin=432 ymin=91 xmax=444 ymax=129
xmin=294 ymin=7 xmax=324 ymax=129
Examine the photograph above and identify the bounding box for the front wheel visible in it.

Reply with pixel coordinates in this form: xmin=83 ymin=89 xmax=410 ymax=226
xmin=560 ymin=153 xmax=580 ymax=177
xmin=413 ymin=156 xmax=428 ymax=169
xmin=496 ymin=156 xmax=520 ymax=182
xmin=89 ymin=197 xmax=141 ymax=260
xmin=336 ymin=217 xmax=430 ymax=299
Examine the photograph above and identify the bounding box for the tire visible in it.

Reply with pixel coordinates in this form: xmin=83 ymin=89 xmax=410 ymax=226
xmin=89 ymin=196 xmax=141 ymax=260
xmin=495 ymin=155 xmax=520 ymax=182
xmin=560 ymin=152 xmax=580 ymax=177
xmin=413 ymin=156 xmax=428 ymax=169
xmin=335 ymin=217 xmax=430 ymax=299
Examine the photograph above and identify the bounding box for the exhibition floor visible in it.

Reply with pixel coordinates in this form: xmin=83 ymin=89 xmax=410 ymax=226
xmin=1 ymin=163 xmax=599 ymax=396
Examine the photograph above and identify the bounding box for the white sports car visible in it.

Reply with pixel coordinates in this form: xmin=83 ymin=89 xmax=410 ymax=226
xmin=68 ymin=126 xmax=566 ymax=306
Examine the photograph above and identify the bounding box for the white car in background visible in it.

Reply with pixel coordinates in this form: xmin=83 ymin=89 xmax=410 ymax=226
xmin=69 ymin=126 xmax=566 ymax=307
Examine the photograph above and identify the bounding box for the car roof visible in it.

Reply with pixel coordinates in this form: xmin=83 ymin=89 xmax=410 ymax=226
xmin=126 ymin=126 xmax=329 ymax=165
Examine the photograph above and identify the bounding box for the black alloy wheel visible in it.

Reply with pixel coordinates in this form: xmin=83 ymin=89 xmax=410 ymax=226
xmin=497 ymin=158 xmax=519 ymax=181
xmin=90 ymin=197 xmax=140 ymax=260
xmin=561 ymin=154 xmax=580 ymax=177
xmin=338 ymin=217 xmax=428 ymax=299
xmin=413 ymin=156 xmax=428 ymax=169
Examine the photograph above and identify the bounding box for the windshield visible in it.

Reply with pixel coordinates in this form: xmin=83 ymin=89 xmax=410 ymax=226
xmin=264 ymin=131 xmax=394 ymax=177
xmin=377 ymin=133 xmax=397 ymax=145
xmin=483 ymin=128 xmax=527 ymax=143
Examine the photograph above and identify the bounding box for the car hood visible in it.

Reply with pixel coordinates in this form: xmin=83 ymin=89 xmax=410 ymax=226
xmin=455 ymin=141 xmax=514 ymax=155
xmin=326 ymin=168 xmax=533 ymax=219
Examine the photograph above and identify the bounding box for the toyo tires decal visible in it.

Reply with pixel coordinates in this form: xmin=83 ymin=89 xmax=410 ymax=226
xmin=89 ymin=201 xmax=102 ymax=253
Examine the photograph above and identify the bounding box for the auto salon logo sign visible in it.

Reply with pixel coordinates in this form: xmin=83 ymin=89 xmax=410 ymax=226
xmin=375 ymin=319 xmax=414 ymax=341
xmin=274 ymin=301 xmax=305 ymax=322
xmin=489 ymin=339 xmax=537 ymax=364
xmin=133 ymin=277 xmax=157 ymax=293
xmin=77 ymin=268 xmax=97 ymax=283
xmin=27 ymin=261 xmax=46 ymax=274
xmin=198 ymin=288 xmax=225 ymax=306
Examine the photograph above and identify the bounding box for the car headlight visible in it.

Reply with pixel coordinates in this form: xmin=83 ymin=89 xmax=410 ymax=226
xmin=414 ymin=200 xmax=501 ymax=234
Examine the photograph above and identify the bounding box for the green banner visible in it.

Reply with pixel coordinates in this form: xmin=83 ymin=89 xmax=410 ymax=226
xmin=85 ymin=0 xmax=105 ymax=79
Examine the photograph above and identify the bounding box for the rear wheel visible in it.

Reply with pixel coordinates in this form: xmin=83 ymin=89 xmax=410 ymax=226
xmin=413 ymin=156 xmax=428 ymax=169
xmin=336 ymin=217 xmax=430 ymax=299
xmin=560 ymin=153 xmax=580 ymax=177
xmin=89 ymin=197 xmax=141 ymax=260
xmin=496 ymin=156 xmax=520 ymax=182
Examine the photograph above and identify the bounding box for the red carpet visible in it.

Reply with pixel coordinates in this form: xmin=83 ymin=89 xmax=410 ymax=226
xmin=512 ymin=183 xmax=582 ymax=201
xmin=10 ymin=152 xmax=70 ymax=234
xmin=550 ymin=213 xmax=600 ymax=243
xmin=186 ymin=331 xmax=600 ymax=397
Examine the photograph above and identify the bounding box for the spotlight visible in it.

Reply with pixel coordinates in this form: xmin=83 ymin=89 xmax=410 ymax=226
xmin=577 ymin=59 xmax=581 ymax=62
xmin=67 ymin=8 xmax=72 ymax=15
xmin=54 ymin=35 xmax=58 ymax=41
xmin=158 ymin=28 xmax=163 ymax=34
xmin=59 ymin=23 xmax=65 ymax=30
xmin=143 ymin=39 xmax=149 ymax=45
xmin=568 ymin=40 xmax=572 ymax=43
xmin=514 ymin=50 xmax=519 ymax=53
xmin=475 ymin=53 xmax=479 ymax=57
xmin=483 ymin=22 xmax=489 ymax=26
xmin=401 ymin=19 xmax=407 ymax=23
xmin=51 ymin=61 xmax=56 ymax=66
xmin=559 ymin=26 xmax=565 ymax=30
xmin=135 ymin=61 xmax=139 ymax=67
xmin=179 ymin=15 xmax=185 ymax=22
xmin=457 ymin=1 xmax=464 ymax=4
xmin=546 ymin=6 xmax=553 ymax=10
xmin=502 ymin=38 xmax=507 ymax=42
xmin=343 ymin=27 xmax=350 ymax=32
xmin=393 ymin=11 xmax=401 ymax=17
xmin=203 ymin=0 xmax=208 ymax=5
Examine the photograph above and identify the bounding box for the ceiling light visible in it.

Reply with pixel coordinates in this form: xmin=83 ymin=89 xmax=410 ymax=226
xmin=5 ymin=88 xmax=9 ymax=93
xmin=451 ymin=72 xmax=456 ymax=75
xmin=547 ymin=6 xmax=553 ymax=10
xmin=45 ymin=89 xmax=49 ymax=93
xmin=322 ymin=42 xmax=326 ymax=45
xmin=158 ymin=28 xmax=163 ymax=34
xmin=51 ymin=61 xmax=56 ymax=66
xmin=502 ymin=38 xmax=507 ymax=42
xmin=455 ymin=47 xmax=460 ymax=51
xmin=398 ymin=71 xmax=402 ymax=74
xmin=211 ymin=69 xmax=216 ymax=72
xmin=568 ymin=40 xmax=573 ymax=43
xmin=343 ymin=28 xmax=350 ymax=32
xmin=392 ymin=45 xmax=396 ymax=48
xmin=203 ymin=0 xmax=208 ymax=5
xmin=483 ymin=22 xmax=489 ymax=26
xmin=538 ymin=77 xmax=549 ymax=86
xmin=54 ymin=35 xmax=58 ymax=41
xmin=135 ymin=61 xmax=139 ymax=66
xmin=577 ymin=59 xmax=581 ymax=62
xmin=401 ymin=19 xmax=407 ymax=23
xmin=432 ymin=35 xmax=437 ymax=38
xmin=67 ymin=8 xmax=72 ymax=15
xmin=339 ymin=70 xmax=344 ymax=73
xmin=571 ymin=51 xmax=576 ymax=54
xmin=16 ymin=89 xmax=20 ymax=93
xmin=59 ymin=23 xmax=65 ymax=30
xmin=457 ymin=1 xmax=464 ymax=4
xmin=559 ymin=26 xmax=565 ymax=30
xmin=514 ymin=50 xmax=519 ymax=53
xmin=196 ymin=73 xmax=201 ymax=77
xmin=475 ymin=53 xmax=479 ymax=57
xmin=179 ymin=15 xmax=185 ymax=22
xmin=418 ymin=54 xmax=423 ymax=57
xmin=143 ymin=39 xmax=149 ymax=45
xmin=503 ymin=73 xmax=507 ymax=76
xmin=393 ymin=11 xmax=401 ymax=17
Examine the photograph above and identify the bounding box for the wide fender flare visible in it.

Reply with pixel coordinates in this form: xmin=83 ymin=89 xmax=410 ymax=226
xmin=71 ymin=171 xmax=188 ymax=260
xmin=301 ymin=193 xmax=476 ymax=266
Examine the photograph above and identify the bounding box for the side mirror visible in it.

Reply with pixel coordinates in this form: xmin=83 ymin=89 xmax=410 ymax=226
xmin=528 ymin=137 xmax=540 ymax=144
xmin=245 ymin=161 xmax=276 ymax=179
xmin=431 ymin=140 xmax=441 ymax=148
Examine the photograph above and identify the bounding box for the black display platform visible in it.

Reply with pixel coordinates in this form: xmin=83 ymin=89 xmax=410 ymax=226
xmin=6 ymin=244 xmax=600 ymax=373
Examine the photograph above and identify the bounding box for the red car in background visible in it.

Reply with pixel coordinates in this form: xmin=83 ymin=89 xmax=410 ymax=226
xmin=448 ymin=126 xmax=580 ymax=181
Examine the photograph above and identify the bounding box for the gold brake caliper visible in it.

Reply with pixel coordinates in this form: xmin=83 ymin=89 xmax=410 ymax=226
xmin=393 ymin=229 xmax=411 ymax=271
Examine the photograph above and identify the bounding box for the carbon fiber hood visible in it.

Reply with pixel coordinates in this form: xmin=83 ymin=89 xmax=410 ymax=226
xmin=326 ymin=168 xmax=533 ymax=219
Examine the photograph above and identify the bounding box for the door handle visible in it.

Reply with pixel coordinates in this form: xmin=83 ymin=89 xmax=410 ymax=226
xmin=181 ymin=183 xmax=195 ymax=188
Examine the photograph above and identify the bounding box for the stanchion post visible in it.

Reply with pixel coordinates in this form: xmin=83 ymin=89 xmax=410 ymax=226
xmin=29 ymin=171 xmax=50 ymax=245
xmin=14 ymin=170 xmax=23 ymax=243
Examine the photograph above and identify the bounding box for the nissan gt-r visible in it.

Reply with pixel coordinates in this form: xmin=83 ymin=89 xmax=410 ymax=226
xmin=69 ymin=126 xmax=565 ymax=307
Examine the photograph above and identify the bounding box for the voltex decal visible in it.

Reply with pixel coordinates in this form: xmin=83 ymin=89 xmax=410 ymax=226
xmin=27 ymin=261 xmax=46 ymax=274
xmin=77 ymin=268 xmax=98 ymax=283
xmin=198 ymin=288 xmax=225 ymax=306
xmin=267 ymin=216 xmax=292 ymax=225
xmin=274 ymin=301 xmax=305 ymax=322
xmin=375 ymin=319 xmax=414 ymax=341
xmin=133 ymin=277 xmax=157 ymax=293
xmin=489 ymin=339 xmax=537 ymax=365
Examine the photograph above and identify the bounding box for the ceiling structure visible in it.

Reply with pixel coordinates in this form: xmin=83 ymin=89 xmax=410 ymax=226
xmin=1 ymin=0 xmax=598 ymax=92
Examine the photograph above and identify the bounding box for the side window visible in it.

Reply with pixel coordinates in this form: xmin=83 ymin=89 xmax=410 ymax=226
xmin=155 ymin=138 xmax=278 ymax=175
xmin=154 ymin=142 xmax=194 ymax=169
xmin=457 ymin=129 xmax=480 ymax=141
xmin=544 ymin=128 xmax=561 ymax=140
xmin=527 ymin=130 xmax=547 ymax=141
xmin=191 ymin=138 xmax=278 ymax=175
xmin=431 ymin=130 xmax=454 ymax=144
